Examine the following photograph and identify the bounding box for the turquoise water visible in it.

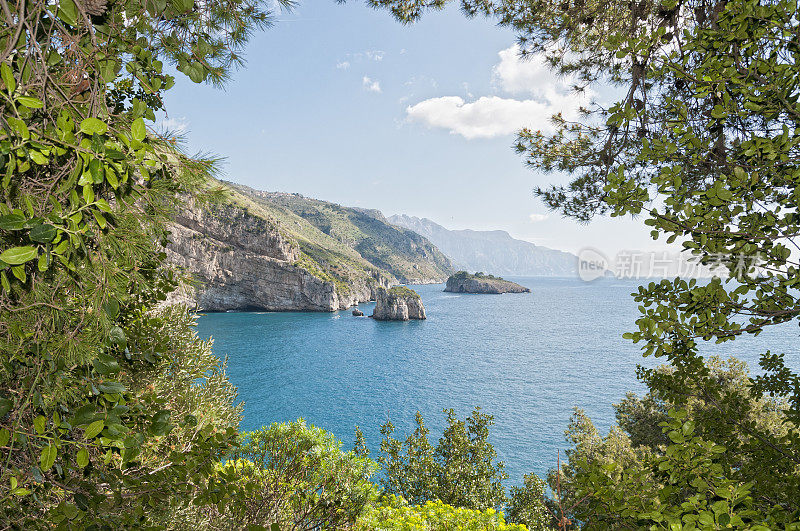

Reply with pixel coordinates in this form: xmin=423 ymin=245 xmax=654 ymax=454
xmin=196 ymin=277 xmax=798 ymax=484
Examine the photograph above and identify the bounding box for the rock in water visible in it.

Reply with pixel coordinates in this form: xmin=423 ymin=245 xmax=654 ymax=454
xmin=444 ymin=271 xmax=530 ymax=294
xmin=352 ymin=309 xmax=364 ymax=316
xmin=371 ymin=287 xmax=426 ymax=321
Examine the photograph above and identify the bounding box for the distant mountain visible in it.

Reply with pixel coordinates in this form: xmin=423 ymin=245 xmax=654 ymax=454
xmin=388 ymin=215 xmax=578 ymax=277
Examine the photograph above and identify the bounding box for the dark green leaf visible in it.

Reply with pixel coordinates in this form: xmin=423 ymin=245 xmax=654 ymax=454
xmin=29 ymin=224 xmax=57 ymax=243
xmin=0 ymin=214 xmax=27 ymax=230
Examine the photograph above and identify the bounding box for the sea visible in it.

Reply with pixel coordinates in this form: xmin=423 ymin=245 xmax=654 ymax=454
xmin=195 ymin=277 xmax=799 ymax=485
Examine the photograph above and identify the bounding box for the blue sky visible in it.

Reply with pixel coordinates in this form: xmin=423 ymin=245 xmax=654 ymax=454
xmin=161 ymin=0 xmax=667 ymax=256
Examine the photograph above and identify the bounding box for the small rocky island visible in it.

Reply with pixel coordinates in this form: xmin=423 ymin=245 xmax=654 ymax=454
xmin=444 ymin=271 xmax=530 ymax=294
xmin=371 ymin=286 xmax=426 ymax=321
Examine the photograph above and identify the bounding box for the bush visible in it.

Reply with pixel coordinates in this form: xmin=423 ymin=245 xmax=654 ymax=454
xmin=507 ymin=473 xmax=552 ymax=530
xmin=357 ymin=495 xmax=527 ymax=531
xmin=202 ymin=420 xmax=378 ymax=529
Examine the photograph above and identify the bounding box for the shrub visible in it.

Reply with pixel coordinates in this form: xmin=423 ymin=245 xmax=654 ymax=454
xmin=357 ymin=495 xmax=527 ymax=530
xmin=203 ymin=420 xmax=378 ymax=529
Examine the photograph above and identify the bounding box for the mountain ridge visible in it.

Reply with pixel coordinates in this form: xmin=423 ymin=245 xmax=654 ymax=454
xmin=388 ymin=214 xmax=578 ymax=277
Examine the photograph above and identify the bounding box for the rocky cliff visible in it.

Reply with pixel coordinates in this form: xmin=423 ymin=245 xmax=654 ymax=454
xmin=166 ymin=197 xmax=390 ymax=311
xmin=444 ymin=272 xmax=530 ymax=294
xmin=165 ymin=180 xmax=448 ymax=312
xmin=371 ymin=287 xmax=426 ymax=321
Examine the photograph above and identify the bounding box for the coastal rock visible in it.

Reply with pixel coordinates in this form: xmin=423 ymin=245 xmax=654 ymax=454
xmin=444 ymin=271 xmax=530 ymax=294
xmin=371 ymin=287 xmax=426 ymax=321
xmin=352 ymin=309 xmax=364 ymax=316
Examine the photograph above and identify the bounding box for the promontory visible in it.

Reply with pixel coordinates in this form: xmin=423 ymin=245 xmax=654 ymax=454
xmin=444 ymin=271 xmax=530 ymax=294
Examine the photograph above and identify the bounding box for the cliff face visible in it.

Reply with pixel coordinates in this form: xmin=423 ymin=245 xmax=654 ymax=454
xmin=444 ymin=272 xmax=530 ymax=294
xmin=371 ymin=287 xmax=426 ymax=321
xmin=166 ymin=197 xmax=388 ymax=311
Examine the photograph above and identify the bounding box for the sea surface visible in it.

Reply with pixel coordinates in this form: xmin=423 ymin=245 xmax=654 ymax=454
xmin=196 ymin=277 xmax=799 ymax=484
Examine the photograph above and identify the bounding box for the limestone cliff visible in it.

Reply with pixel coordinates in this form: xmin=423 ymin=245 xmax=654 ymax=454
xmin=165 ymin=179 xmax=448 ymax=312
xmin=371 ymin=287 xmax=426 ymax=321
xmin=444 ymin=271 xmax=530 ymax=294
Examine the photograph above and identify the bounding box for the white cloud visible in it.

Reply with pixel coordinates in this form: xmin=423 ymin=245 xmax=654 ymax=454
xmin=492 ymin=45 xmax=560 ymax=96
xmin=405 ymin=44 xmax=592 ymax=139
xmin=529 ymin=213 xmax=549 ymax=222
xmin=406 ymin=96 xmax=556 ymax=139
xmin=363 ymin=76 xmax=382 ymax=93
xmin=365 ymin=50 xmax=385 ymax=61
xmin=336 ymin=61 xmax=350 ymax=70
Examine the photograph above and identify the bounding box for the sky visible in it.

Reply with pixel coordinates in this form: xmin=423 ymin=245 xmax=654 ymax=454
xmin=160 ymin=0 xmax=671 ymax=258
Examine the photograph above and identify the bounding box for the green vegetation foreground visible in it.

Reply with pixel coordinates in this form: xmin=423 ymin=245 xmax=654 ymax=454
xmin=2 ymin=0 xmax=799 ymax=528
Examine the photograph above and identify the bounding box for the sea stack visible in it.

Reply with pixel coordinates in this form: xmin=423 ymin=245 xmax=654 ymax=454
xmin=371 ymin=287 xmax=426 ymax=321
xmin=444 ymin=271 xmax=530 ymax=294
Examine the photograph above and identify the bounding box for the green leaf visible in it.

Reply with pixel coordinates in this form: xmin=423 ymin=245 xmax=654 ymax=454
xmin=98 ymin=381 xmax=125 ymax=394
xmin=40 ymin=444 xmax=57 ymax=471
xmin=29 ymin=150 xmax=48 ymax=165
xmin=92 ymin=210 xmax=107 ymax=229
xmin=6 ymin=117 xmax=30 ymax=140
xmin=103 ymin=298 xmax=119 ymax=318
xmin=95 ymin=198 xmax=112 ymax=213
xmin=93 ymin=353 xmax=120 ymax=375
xmin=173 ymin=0 xmax=194 ymax=13
xmin=84 ymin=420 xmax=104 ymax=440
xmin=79 ymin=117 xmax=108 ymax=136
xmin=34 ymin=415 xmax=46 ymax=435
xmin=0 ymin=428 xmax=10 ymax=447
xmin=76 ymin=448 xmax=89 ymax=468
xmin=37 ymin=252 xmax=48 ymax=272
xmin=82 ymin=184 xmax=94 ymax=204
xmin=131 ymin=117 xmax=146 ymax=142
xmin=17 ymin=96 xmax=43 ymax=109
xmin=29 ymin=223 xmax=57 ymax=243
xmin=0 ymin=214 xmax=27 ymax=230
xmin=108 ymin=326 xmax=126 ymax=347
xmin=105 ymin=168 xmax=119 ymax=188
xmin=57 ymin=0 xmax=79 ymax=26
xmin=1 ymin=62 xmax=15 ymax=94
xmin=0 ymin=246 xmax=37 ymax=265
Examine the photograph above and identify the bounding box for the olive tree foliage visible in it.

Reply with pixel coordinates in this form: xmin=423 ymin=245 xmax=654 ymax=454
xmin=379 ymin=408 xmax=509 ymax=511
xmin=0 ymin=0 xmax=286 ymax=526
xmin=368 ymin=0 xmax=800 ymax=521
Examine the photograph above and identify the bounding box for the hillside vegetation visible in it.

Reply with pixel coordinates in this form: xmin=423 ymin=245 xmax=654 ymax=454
xmin=232 ymin=183 xmax=454 ymax=284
